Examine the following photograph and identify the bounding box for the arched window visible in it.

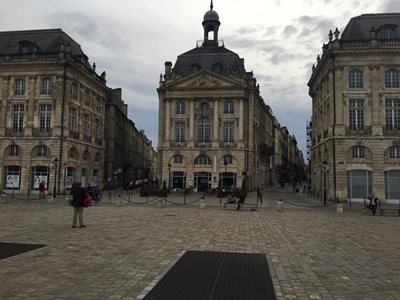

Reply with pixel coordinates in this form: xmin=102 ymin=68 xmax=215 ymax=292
xmin=348 ymin=69 xmax=363 ymax=88
xmin=385 ymin=69 xmax=399 ymax=88
xmin=83 ymin=149 xmax=90 ymax=161
xmin=35 ymin=145 xmax=48 ymax=157
xmin=200 ymin=102 xmax=208 ymax=113
xmin=195 ymin=155 xmax=212 ymax=165
xmin=389 ymin=146 xmax=400 ymax=159
xmin=198 ymin=117 xmax=211 ymax=142
xmin=95 ymin=152 xmax=101 ymax=162
xmin=352 ymin=146 xmax=366 ymax=158
xmin=174 ymin=154 xmax=183 ymax=164
xmin=8 ymin=145 xmax=20 ymax=156
xmin=69 ymin=147 xmax=78 ymax=159
xmin=223 ymin=154 xmax=233 ymax=165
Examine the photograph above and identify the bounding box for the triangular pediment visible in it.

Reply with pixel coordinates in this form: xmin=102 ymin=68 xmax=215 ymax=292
xmin=166 ymin=71 xmax=244 ymax=89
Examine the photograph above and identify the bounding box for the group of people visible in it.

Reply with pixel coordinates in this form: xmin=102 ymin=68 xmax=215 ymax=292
xmin=70 ymin=183 xmax=101 ymax=228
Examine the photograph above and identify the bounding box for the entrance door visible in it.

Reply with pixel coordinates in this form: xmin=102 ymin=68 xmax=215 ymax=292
xmin=347 ymin=170 xmax=372 ymax=202
xmin=385 ymin=170 xmax=400 ymax=204
xmin=172 ymin=171 xmax=186 ymax=189
xmin=219 ymin=172 xmax=237 ymax=191
xmin=195 ymin=172 xmax=211 ymax=192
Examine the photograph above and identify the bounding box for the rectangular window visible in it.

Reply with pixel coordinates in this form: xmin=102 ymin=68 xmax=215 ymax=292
xmin=69 ymin=108 xmax=77 ymax=131
xmin=94 ymin=118 xmax=100 ymax=138
xmin=71 ymin=83 xmax=78 ymax=99
xmin=41 ymin=78 xmax=52 ymax=95
xmin=223 ymin=122 xmax=234 ymax=142
xmin=385 ymin=70 xmax=400 ymax=88
xmin=349 ymin=99 xmax=364 ymax=130
xmin=224 ymin=101 xmax=234 ymax=114
xmin=176 ymin=101 xmax=185 ymax=114
xmin=84 ymin=90 xmax=91 ymax=106
xmin=15 ymin=79 xmax=25 ymax=95
xmin=39 ymin=104 xmax=52 ymax=132
xmin=96 ymin=97 xmax=101 ymax=112
xmin=349 ymin=70 xmax=363 ymax=88
xmin=175 ymin=122 xmax=185 ymax=142
xmin=83 ymin=113 xmax=89 ymax=137
xmin=12 ymin=105 xmax=24 ymax=132
xmin=198 ymin=118 xmax=211 ymax=142
xmin=386 ymin=99 xmax=400 ymax=130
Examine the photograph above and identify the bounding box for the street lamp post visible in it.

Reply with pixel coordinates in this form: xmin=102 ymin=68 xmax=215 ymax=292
xmin=322 ymin=160 xmax=327 ymax=205
xmin=53 ymin=158 xmax=59 ymax=198
xmin=168 ymin=163 xmax=171 ymax=192
xmin=224 ymin=160 xmax=228 ymax=190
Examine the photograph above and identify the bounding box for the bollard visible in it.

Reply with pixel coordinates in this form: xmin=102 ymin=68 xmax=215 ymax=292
xmin=1 ymin=193 xmax=7 ymax=203
xmin=156 ymin=197 xmax=164 ymax=208
xmin=199 ymin=198 xmax=206 ymax=209
xmin=336 ymin=203 xmax=343 ymax=214
xmin=47 ymin=195 xmax=54 ymax=204
xmin=277 ymin=199 xmax=284 ymax=212
xmin=116 ymin=194 xmax=121 ymax=207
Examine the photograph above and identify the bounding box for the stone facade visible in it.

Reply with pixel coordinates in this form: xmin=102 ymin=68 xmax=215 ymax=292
xmin=0 ymin=29 xmax=154 ymax=196
xmin=308 ymin=14 xmax=400 ymax=203
xmin=157 ymin=4 xmax=304 ymax=192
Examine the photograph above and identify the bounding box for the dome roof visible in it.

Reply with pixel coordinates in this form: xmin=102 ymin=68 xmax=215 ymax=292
xmin=203 ymin=9 xmax=219 ymax=22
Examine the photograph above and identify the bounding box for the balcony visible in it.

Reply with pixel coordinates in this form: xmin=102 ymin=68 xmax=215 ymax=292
xmin=33 ymin=128 xmax=52 ymax=137
xmin=383 ymin=127 xmax=400 ymax=136
xmin=220 ymin=141 xmax=237 ymax=148
xmin=95 ymin=138 xmax=103 ymax=146
xmin=195 ymin=141 xmax=212 ymax=148
xmin=83 ymin=135 xmax=92 ymax=143
xmin=345 ymin=126 xmax=372 ymax=135
xmin=171 ymin=141 xmax=187 ymax=147
xmin=6 ymin=128 xmax=24 ymax=136
xmin=69 ymin=130 xmax=79 ymax=139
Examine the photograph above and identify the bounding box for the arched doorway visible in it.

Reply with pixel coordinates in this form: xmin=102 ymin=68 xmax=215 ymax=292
xmin=172 ymin=171 xmax=186 ymax=189
xmin=194 ymin=172 xmax=211 ymax=192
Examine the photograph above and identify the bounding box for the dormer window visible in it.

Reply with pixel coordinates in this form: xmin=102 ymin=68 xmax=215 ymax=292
xmin=212 ymin=63 xmax=223 ymax=73
xmin=191 ymin=64 xmax=201 ymax=73
xmin=19 ymin=41 xmax=33 ymax=54
xmin=380 ymin=27 xmax=395 ymax=39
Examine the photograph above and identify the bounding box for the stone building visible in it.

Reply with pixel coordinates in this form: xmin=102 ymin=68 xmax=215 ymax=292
xmin=0 ymin=29 xmax=107 ymax=195
xmin=157 ymin=3 xmax=302 ymax=192
xmin=0 ymin=29 xmax=154 ymax=195
xmin=308 ymin=14 xmax=400 ymax=203
xmin=105 ymin=88 xmax=154 ymax=187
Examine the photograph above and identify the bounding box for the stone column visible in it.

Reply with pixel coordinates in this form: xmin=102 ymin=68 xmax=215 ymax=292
xmin=213 ymin=99 xmax=219 ymax=143
xmin=239 ymin=99 xmax=244 ymax=140
xmin=189 ymin=100 xmax=194 ymax=141
xmin=165 ymin=99 xmax=170 ymax=141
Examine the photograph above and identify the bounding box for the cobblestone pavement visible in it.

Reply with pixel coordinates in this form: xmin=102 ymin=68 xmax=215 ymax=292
xmin=0 ymin=188 xmax=399 ymax=300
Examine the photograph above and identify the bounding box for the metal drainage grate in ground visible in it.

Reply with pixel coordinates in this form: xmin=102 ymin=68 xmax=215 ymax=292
xmin=142 ymin=250 xmax=276 ymax=300
xmin=0 ymin=242 xmax=46 ymax=260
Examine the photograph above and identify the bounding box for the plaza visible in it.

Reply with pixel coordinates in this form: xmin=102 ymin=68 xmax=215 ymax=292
xmin=0 ymin=189 xmax=399 ymax=299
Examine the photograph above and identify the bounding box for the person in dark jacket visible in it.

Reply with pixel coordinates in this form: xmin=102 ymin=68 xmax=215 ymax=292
xmin=71 ymin=182 xmax=86 ymax=228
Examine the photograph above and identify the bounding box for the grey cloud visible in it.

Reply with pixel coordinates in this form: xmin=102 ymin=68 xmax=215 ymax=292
xmin=379 ymin=0 xmax=400 ymax=11
xmin=283 ymin=25 xmax=298 ymax=38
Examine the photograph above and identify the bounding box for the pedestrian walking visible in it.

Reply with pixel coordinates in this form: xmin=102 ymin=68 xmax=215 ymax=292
xmin=70 ymin=182 xmax=86 ymax=228
xmin=38 ymin=180 xmax=46 ymax=199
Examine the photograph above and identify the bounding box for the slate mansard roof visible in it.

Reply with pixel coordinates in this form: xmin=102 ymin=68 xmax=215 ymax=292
xmin=0 ymin=28 xmax=85 ymax=55
xmin=172 ymin=45 xmax=246 ymax=78
xmin=341 ymin=13 xmax=400 ymax=40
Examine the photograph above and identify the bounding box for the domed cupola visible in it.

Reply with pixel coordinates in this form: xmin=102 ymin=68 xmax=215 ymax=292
xmin=202 ymin=0 xmax=220 ymax=47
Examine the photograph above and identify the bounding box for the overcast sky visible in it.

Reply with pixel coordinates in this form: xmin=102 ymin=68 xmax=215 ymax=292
xmin=1 ymin=0 xmax=399 ymax=156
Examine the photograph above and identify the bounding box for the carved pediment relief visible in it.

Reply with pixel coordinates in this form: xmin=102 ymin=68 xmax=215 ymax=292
xmin=168 ymin=71 xmax=242 ymax=89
